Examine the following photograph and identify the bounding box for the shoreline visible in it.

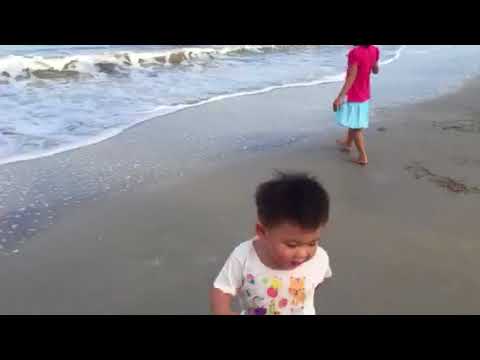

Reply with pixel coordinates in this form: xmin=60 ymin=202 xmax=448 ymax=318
xmin=3 ymin=45 xmax=480 ymax=178
xmin=0 ymin=46 xmax=409 ymax=168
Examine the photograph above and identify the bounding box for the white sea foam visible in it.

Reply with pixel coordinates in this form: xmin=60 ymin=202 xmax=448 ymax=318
xmin=0 ymin=45 xmax=295 ymax=79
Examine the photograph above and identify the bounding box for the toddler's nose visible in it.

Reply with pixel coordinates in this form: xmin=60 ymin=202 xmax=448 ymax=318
xmin=296 ymin=248 xmax=309 ymax=261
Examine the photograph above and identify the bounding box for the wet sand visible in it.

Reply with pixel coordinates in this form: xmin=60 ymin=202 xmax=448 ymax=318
xmin=1 ymin=77 xmax=480 ymax=314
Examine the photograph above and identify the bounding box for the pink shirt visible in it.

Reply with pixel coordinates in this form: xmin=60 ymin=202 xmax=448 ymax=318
xmin=346 ymin=46 xmax=380 ymax=103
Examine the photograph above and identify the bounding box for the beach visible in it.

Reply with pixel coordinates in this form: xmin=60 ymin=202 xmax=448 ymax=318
xmin=0 ymin=46 xmax=480 ymax=314
xmin=0 ymin=74 xmax=479 ymax=314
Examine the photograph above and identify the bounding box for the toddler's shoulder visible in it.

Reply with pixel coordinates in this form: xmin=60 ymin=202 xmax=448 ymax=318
xmin=229 ymin=238 xmax=255 ymax=260
xmin=313 ymin=246 xmax=330 ymax=264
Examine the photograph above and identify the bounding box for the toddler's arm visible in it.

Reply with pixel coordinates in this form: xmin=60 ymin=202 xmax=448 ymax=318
xmin=210 ymin=288 xmax=239 ymax=315
xmin=211 ymin=246 xmax=244 ymax=315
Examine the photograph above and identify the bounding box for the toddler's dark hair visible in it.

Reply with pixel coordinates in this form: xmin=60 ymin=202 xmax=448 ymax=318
xmin=255 ymin=171 xmax=330 ymax=230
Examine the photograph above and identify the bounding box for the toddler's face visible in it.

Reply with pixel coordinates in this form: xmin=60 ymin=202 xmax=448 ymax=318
xmin=256 ymin=221 xmax=324 ymax=270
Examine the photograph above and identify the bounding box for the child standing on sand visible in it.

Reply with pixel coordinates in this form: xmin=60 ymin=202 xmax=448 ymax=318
xmin=334 ymin=45 xmax=380 ymax=166
xmin=210 ymin=172 xmax=332 ymax=315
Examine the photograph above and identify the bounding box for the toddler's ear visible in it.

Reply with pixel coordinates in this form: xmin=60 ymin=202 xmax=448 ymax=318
xmin=255 ymin=221 xmax=266 ymax=239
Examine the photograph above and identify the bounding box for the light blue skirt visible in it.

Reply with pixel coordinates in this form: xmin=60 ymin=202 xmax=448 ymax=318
xmin=335 ymin=101 xmax=370 ymax=129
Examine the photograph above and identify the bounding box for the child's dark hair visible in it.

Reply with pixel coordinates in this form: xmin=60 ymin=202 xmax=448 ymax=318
xmin=255 ymin=171 xmax=330 ymax=230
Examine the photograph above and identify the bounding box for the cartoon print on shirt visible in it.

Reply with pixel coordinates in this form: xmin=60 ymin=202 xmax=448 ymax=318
xmin=248 ymin=295 xmax=267 ymax=315
xmin=278 ymin=298 xmax=288 ymax=308
xmin=289 ymin=276 xmax=306 ymax=306
xmin=268 ymin=300 xmax=281 ymax=315
xmin=243 ymin=273 xmax=314 ymax=315
xmin=267 ymin=276 xmax=282 ymax=298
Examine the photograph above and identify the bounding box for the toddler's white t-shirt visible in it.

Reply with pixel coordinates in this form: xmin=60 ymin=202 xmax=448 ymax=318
xmin=214 ymin=238 xmax=332 ymax=315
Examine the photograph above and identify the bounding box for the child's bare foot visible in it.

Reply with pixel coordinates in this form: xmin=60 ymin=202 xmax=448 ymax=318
xmin=351 ymin=157 xmax=368 ymax=166
xmin=336 ymin=139 xmax=351 ymax=152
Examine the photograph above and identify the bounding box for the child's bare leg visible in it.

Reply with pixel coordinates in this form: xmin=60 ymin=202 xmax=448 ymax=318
xmin=351 ymin=129 xmax=368 ymax=165
xmin=336 ymin=130 xmax=353 ymax=152
xmin=346 ymin=129 xmax=354 ymax=148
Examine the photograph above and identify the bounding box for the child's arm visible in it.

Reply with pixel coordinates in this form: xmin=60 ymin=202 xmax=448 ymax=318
xmin=333 ymin=63 xmax=358 ymax=111
xmin=211 ymin=247 xmax=244 ymax=315
xmin=372 ymin=47 xmax=380 ymax=74
xmin=210 ymin=288 xmax=240 ymax=315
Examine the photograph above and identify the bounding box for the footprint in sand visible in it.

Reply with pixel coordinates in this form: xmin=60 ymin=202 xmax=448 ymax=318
xmin=451 ymin=156 xmax=480 ymax=168
xmin=433 ymin=118 xmax=480 ymax=133
xmin=405 ymin=162 xmax=480 ymax=194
